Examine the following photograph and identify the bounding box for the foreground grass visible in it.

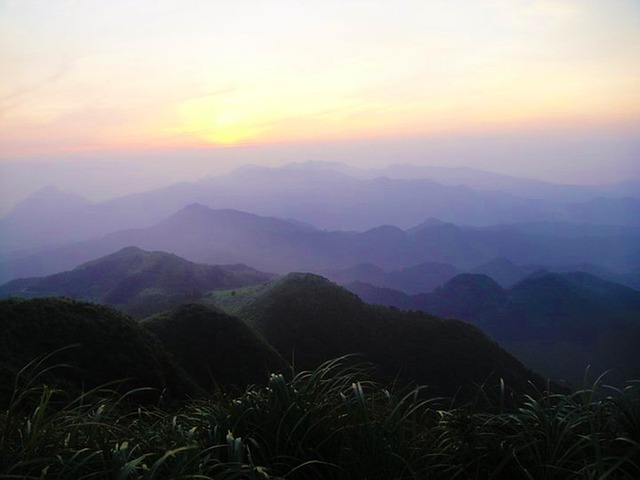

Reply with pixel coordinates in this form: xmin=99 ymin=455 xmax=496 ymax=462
xmin=1 ymin=358 xmax=639 ymax=479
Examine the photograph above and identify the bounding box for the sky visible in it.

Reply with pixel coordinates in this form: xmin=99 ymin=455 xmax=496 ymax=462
xmin=1 ymin=0 xmax=639 ymax=206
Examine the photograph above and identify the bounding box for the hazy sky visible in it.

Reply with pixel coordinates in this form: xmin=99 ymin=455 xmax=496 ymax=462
xmin=1 ymin=0 xmax=639 ymax=193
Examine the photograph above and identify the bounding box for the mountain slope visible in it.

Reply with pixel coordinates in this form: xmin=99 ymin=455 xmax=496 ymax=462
xmin=347 ymin=271 xmax=640 ymax=386
xmin=0 ymin=186 xmax=91 ymax=256
xmin=327 ymin=261 xmax=460 ymax=294
xmin=0 ymin=297 xmax=197 ymax=407
xmin=366 ymin=271 xmax=640 ymax=342
xmin=207 ymin=273 xmax=547 ymax=397
xmin=4 ymin=163 xmax=639 ymax=260
xmin=470 ymin=257 xmax=538 ymax=287
xmin=413 ymin=274 xmax=508 ymax=327
xmin=143 ymin=304 xmax=286 ymax=390
xmin=3 ymin=203 xmax=638 ymax=284
xmin=0 ymin=246 xmax=274 ymax=317
xmin=346 ymin=281 xmax=415 ymax=309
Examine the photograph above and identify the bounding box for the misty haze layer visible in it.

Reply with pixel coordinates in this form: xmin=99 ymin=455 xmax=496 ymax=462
xmin=2 ymin=125 xmax=639 ymax=216
xmin=1 ymin=162 xmax=639 ymax=263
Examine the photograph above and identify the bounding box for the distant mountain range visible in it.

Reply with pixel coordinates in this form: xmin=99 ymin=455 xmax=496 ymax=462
xmin=3 ymin=161 xmax=639 ymax=405
xmin=0 ymin=246 xmax=273 ymax=317
xmin=347 ymin=271 xmax=640 ymax=386
xmin=299 ymin=161 xmax=640 ymax=201
xmin=326 ymin=256 xmax=640 ymax=292
xmin=3 ymin=245 xmax=636 ymax=389
xmin=1 ymin=160 xmax=637 ymax=393
xmin=324 ymin=262 xmax=461 ymax=294
xmin=2 ymin=162 xmax=639 ymax=257
xmin=1 ymin=203 xmax=638 ymax=284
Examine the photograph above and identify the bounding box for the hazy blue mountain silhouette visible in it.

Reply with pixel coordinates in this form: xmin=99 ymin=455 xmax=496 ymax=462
xmin=326 ymin=261 xmax=460 ymax=294
xmin=0 ymin=187 xmax=92 ymax=256
xmin=346 ymin=271 xmax=640 ymax=386
xmin=328 ymin=162 xmax=640 ymax=201
xmin=353 ymin=271 xmax=640 ymax=341
xmin=470 ymin=257 xmax=538 ymax=287
xmin=0 ymin=246 xmax=273 ymax=317
xmin=1 ymin=204 xmax=638 ymax=283
xmin=3 ymin=163 xmax=639 ymax=258
xmin=469 ymin=256 xmax=640 ymax=290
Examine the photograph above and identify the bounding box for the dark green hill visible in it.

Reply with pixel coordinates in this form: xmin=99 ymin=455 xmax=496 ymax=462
xmin=0 ymin=297 xmax=197 ymax=407
xmin=143 ymin=304 xmax=286 ymax=390
xmin=0 ymin=246 xmax=274 ymax=317
xmin=207 ymin=273 xmax=546 ymax=397
xmin=348 ymin=271 xmax=640 ymax=387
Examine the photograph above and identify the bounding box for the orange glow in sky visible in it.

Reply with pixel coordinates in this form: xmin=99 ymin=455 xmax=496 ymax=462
xmin=1 ymin=0 xmax=639 ymax=157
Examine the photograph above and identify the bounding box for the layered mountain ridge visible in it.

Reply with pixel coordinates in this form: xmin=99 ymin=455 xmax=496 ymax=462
xmin=2 ymin=162 xmax=639 ymax=258
xmin=0 ymin=246 xmax=274 ymax=317
xmin=348 ymin=270 xmax=640 ymax=386
xmin=2 ymin=203 xmax=638 ymax=284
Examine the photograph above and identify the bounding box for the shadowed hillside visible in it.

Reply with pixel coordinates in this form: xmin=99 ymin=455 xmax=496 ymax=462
xmin=348 ymin=271 xmax=640 ymax=386
xmin=206 ymin=273 xmax=548 ymax=397
xmin=0 ymin=297 xmax=197 ymax=407
xmin=415 ymin=272 xmax=640 ymax=341
xmin=143 ymin=303 xmax=286 ymax=390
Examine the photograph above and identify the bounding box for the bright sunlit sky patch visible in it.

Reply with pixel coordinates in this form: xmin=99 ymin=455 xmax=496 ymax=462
xmin=0 ymin=0 xmax=639 ymax=183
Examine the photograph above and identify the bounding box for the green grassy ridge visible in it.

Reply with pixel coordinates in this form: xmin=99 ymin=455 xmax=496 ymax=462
xmin=1 ymin=273 xmax=550 ymax=411
xmin=0 ymin=298 xmax=301 ymax=409
xmin=206 ymin=273 xmax=549 ymax=398
xmin=0 ymin=297 xmax=199 ymax=407
xmin=1 ymin=357 xmax=638 ymax=479
xmin=204 ymin=280 xmax=278 ymax=320
xmin=143 ymin=303 xmax=287 ymax=391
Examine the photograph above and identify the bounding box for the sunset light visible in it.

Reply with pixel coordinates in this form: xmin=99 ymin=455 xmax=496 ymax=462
xmin=1 ymin=3 xmax=640 ymax=475
xmin=1 ymin=0 xmax=638 ymax=160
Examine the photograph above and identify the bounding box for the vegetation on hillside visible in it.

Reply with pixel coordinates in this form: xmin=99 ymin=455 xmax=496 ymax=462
xmin=143 ymin=304 xmax=286 ymax=391
xmin=0 ymin=297 xmax=198 ymax=408
xmin=1 ymin=357 xmax=638 ymax=479
xmin=206 ymin=273 xmax=549 ymax=398
xmin=1 ymin=278 xmax=638 ymax=477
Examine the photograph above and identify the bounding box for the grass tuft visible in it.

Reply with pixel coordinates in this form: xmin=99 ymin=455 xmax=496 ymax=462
xmin=1 ymin=355 xmax=638 ymax=479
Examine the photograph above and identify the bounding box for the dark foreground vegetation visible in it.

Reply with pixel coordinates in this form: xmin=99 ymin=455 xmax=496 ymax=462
xmin=0 ymin=292 xmax=549 ymax=404
xmin=1 ymin=279 xmax=638 ymax=478
xmin=1 ymin=357 xmax=639 ymax=479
